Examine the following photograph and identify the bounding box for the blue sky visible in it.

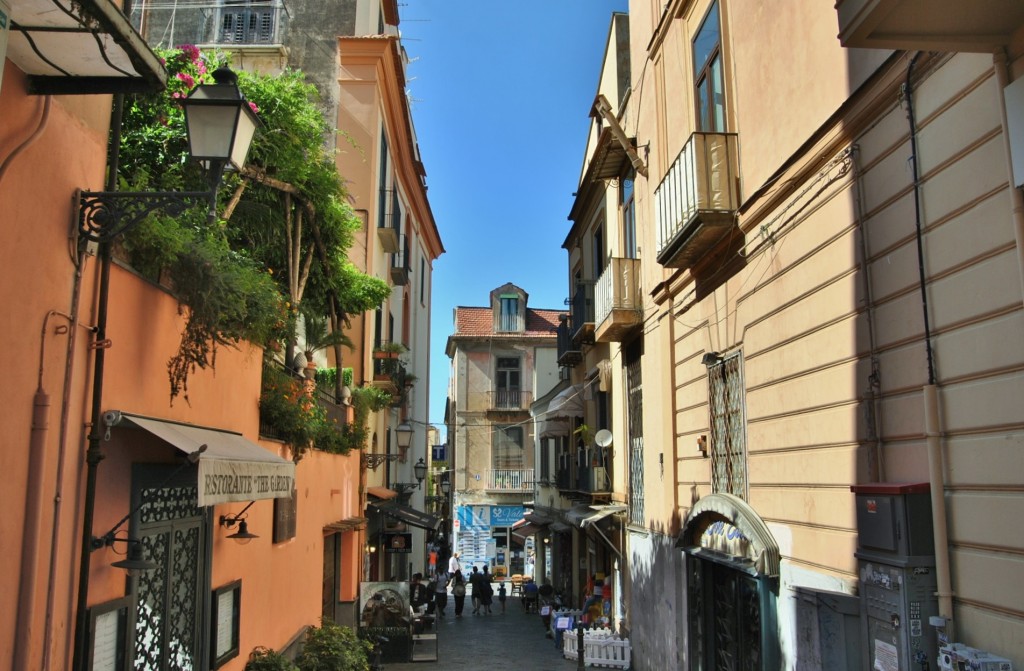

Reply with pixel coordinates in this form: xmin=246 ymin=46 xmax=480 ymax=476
xmin=399 ymin=0 xmax=629 ymax=434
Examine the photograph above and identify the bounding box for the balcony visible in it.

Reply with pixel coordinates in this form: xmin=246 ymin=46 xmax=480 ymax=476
xmin=655 ymin=132 xmax=739 ymax=270
xmin=486 ymin=389 xmax=533 ymax=412
xmin=836 ymin=0 xmax=1024 ymax=52
xmin=377 ymin=188 xmax=400 ymax=253
xmin=485 ymin=469 xmax=534 ymax=493
xmin=595 ymin=258 xmax=642 ymax=343
xmin=131 ymin=1 xmax=287 ymax=48
xmin=390 ymin=235 xmax=410 ymax=285
xmin=556 ymin=316 xmax=582 ymax=367
xmin=570 ymin=280 xmax=595 ymax=345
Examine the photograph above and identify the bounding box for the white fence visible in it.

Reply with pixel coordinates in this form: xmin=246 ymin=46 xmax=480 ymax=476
xmin=562 ymin=626 xmax=632 ymax=670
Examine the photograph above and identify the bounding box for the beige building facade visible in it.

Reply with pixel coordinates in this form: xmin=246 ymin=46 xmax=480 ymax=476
xmin=566 ymin=1 xmax=1024 ymax=668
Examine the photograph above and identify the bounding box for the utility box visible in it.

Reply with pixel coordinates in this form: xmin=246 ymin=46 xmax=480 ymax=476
xmin=852 ymin=482 xmax=938 ymax=671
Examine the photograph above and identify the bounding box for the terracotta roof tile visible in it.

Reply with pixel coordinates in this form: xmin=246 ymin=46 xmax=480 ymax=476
xmin=453 ymin=306 xmax=564 ymax=338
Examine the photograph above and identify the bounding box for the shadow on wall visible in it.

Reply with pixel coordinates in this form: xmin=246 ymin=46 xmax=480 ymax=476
xmin=626 ymin=512 xmax=685 ymax=671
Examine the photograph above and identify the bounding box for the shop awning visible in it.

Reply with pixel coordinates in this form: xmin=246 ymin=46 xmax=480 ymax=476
xmin=512 ymin=522 xmax=542 ymax=542
xmin=524 ymin=510 xmax=552 ymax=526
xmin=538 ymin=417 xmax=570 ymax=437
xmin=115 ymin=413 xmax=295 ymax=507
xmin=548 ymin=384 xmax=584 ymax=419
xmin=7 ymin=0 xmax=167 ymax=94
xmin=367 ymin=486 xmax=398 ymax=500
xmin=367 ymin=500 xmax=441 ymax=532
xmin=326 ymin=516 xmax=367 ymax=532
xmin=580 ymin=504 xmax=628 ymax=528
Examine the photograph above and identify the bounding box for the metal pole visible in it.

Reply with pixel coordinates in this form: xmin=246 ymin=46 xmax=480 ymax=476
xmin=577 ymin=622 xmax=585 ymax=671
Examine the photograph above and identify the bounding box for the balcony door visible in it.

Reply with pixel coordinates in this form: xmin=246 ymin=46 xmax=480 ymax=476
xmin=495 ymin=357 xmax=521 ymax=409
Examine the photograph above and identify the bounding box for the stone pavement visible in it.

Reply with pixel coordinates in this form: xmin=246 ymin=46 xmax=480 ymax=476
xmin=386 ymin=587 xmax=579 ymax=671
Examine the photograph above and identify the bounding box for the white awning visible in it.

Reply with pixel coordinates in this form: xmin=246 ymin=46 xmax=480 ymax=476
xmin=539 ymin=418 xmax=570 ymax=437
xmin=548 ymin=384 xmax=584 ymax=419
xmin=580 ymin=504 xmax=628 ymax=527
xmin=117 ymin=413 xmax=295 ymax=507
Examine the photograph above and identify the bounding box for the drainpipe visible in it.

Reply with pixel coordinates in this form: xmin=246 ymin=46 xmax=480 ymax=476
xmin=71 ymin=88 xmax=125 ymax=671
xmin=905 ymin=53 xmax=955 ymax=634
xmin=14 ymin=347 xmax=54 ymax=671
xmin=992 ymin=50 xmax=1024 ymax=306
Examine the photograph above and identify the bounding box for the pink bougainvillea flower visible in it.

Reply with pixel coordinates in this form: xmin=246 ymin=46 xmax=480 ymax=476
xmin=176 ymin=72 xmax=195 ymax=88
xmin=177 ymin=44 xmax=200 ymax=63
xmin=248 ymin=101 xmax=260 ymax=114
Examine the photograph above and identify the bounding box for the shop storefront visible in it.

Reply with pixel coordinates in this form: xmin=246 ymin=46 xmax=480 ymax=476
xmin=678 ymin=494 xmax=780 ymax=671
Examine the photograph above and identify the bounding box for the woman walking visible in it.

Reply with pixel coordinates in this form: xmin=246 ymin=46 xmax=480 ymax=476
xmin=480 ymin=566 xmax=494 ymax=615
xmin=452 ymin=570 xmax=467 ymax=618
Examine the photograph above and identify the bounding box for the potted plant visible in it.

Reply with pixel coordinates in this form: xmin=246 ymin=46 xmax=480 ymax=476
xmin=244 ymin=647 xmax=297 ymax=671
xmin=295 ymin=620 xmax=372 ymax=671
xmin=372 ymin=341 xmax=407 ymax=359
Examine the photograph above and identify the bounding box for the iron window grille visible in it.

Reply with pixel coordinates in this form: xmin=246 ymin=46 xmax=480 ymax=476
xmin=708 ymin=353 xmax=747 ymax=498
xmin=625 ymin=342 xmax=644 ymax=526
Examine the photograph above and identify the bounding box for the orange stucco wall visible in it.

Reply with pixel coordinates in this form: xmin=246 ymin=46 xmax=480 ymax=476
xmin=1 ymin=56 xmax=364 ymax=670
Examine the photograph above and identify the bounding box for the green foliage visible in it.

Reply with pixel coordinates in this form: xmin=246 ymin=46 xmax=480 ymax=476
xmin=260 ymin=364 xmax=362 ymax=460
xmin=114 ymin=46 xmax=392 ymax=401
xmin=351 ymin=386 xmax=392 ymax=414
xmin=244 ymin=647 xmax=298 ymax=671
xmin=295 ymin=620 xmax=371 ymax=671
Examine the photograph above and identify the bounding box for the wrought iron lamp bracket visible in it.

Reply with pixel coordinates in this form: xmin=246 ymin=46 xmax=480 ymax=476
xmin=78 ymin=189 xmax=214 ymax=243
xmin=362 ymin=453 xmax=400 ymax=470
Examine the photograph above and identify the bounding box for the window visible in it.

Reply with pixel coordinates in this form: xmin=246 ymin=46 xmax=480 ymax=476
xmin=377 ymin=134 xmax=389 ymax=227
xmin=420 ymin=256 xmax=426 ymax=305
xmin=622 ymin=174 xmax=637 ymax=259
xmin=693 ymin=1 xmax=725 ymax=132
xmin=708 ymin=353 xmax=747 ymax=498
xmin=625 ymin=340 xmax=644 ymax=526
xmin=495 ymin=357 xmax=521 ymax=409
xmin=539 ymin=438 xmax=552 ymax=481
xmin=493 ymin=426 xmax=524 ymax=470
xmin=593 ymin=223 xmax=605 ymax=276
xmin=498 ymin=295 xmax=520 ymax=332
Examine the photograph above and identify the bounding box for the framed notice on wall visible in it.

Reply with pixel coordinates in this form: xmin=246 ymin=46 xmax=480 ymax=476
xmin=88 ymin=596 xmax=131 ymax=671
xmin=210 ymin=580 xmax=241 ymax=669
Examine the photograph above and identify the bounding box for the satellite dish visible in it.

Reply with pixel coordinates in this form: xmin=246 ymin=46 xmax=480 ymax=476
xmin=594 ymin=429 xmax=613 ymax=448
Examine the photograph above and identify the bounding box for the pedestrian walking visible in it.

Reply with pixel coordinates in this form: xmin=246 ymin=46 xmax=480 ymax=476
xmin=480 ymin=566 xmax=494 ymax=614
xmin=448 ymin=551 xmax=461 ymax=576
xmin=470 ymin=566 xmax=482 ymax=614
xmin=452 ymin=570 xmax=467 ymax=618
xmin=498 ymin=582 xmax=507 ymax=614
xmin=432 ymin=569 xmax=450 ymax=617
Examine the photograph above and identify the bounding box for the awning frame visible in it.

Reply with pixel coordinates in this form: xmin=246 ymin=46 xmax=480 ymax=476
xmin=367 ymin=500 xmax=441 ymax=532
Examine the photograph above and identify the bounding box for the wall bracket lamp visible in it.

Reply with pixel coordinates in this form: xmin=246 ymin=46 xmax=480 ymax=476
xmin=220 ymin=500 xmax=258 ymax=544
xmin=701 ymin=351 xmax=723 ymax=367
xmin=77 ymin=67 xmax=260 ymax=243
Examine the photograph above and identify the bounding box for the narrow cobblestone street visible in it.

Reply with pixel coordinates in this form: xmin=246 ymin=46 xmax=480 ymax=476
xmin=386 ymin=589 xmax=580 ymax=671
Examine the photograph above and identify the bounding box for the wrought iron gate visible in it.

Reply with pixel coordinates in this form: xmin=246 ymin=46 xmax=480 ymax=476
xmin=688 ymin=556 xmax=764 ymax=671
xmin=132 ymin=479 xmax=209 ymax=671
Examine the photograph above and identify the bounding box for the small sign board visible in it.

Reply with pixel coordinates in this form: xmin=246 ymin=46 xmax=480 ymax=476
xmin=555 ymin=616 xmax=574 ymax=630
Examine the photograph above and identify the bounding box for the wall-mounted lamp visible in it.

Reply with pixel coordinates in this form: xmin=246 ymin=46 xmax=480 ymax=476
xmin=78 ymin=68 xmax=260 ymax=242
xmin=701 ymin=351 xmax=723 ymax=367
xmin=220 ymin=501 xmax=258 ymax=544
xmin=395 ymin=421 xmax=413 ymax=449
xmin=413 ymin=457 xmax=427 ymax=485
xmin=90 ymin=534 xmax=158 ymax=572
xmin=440 ymin=476 xmax=451 ymax=496
xmin=394 ymin=458 xmax=428 ymax=494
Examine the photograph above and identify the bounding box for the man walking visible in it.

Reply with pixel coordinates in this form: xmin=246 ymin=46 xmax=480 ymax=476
xmin=470 ymin=566 xmax=482 ymax=615
xmin=448 ymin=551 xmax=461 ymax=577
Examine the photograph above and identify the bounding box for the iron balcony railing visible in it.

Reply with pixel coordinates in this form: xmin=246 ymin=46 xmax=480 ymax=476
xmin=556 ymin=316 xmax=581 ymax=367
xmin=390 ymin=234 xmax=410 ymax=285
xmin=570 ymin=280 xmax=595 ymax=342
xmin=489 ymin=388 xmax=532 ymax=411
xmin=377 ymin=188 xmax=401 ymax=252
xmin=594 ymin=257 xmax=642 ymax=338
xmin=131 ymin=1 xmax=287 ymax=48
xmin=498 ymin=311 xmax=524 ymax=332
xmin=485 ymin=469 xmax=534 ymax=492
xmin=654 ymin=132 xmax=739 ymax=268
